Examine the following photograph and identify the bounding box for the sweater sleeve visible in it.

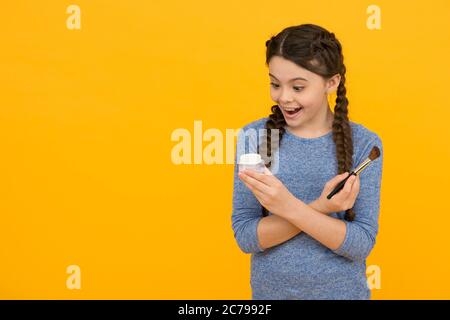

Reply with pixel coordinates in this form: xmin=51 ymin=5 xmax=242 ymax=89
xmin=231 ymin=126 xmax=265 ymax=254
xmin=332 ymin=134 xmax=384 ymax=262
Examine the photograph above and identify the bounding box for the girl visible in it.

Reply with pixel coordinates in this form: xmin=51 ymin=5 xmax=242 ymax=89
xmin=231 ymin=24 xmax=383 ymax=300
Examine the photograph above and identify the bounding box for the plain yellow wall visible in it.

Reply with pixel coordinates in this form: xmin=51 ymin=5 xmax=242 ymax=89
xmin=1 ymin=0 xmax=449 ymax=299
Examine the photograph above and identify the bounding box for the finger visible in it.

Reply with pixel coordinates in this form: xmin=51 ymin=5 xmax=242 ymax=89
xmin=239 ymin=171 xmax=271 ymax=194
xmin=263 ymin=167 xmax=273 ymax=176
xmin=348 ymin=176 xmax=360 ymax=206
xmin=241 ymin=179 xmax=266 ymax=202
xmin=343 ymin=174 xmax=356 ymax=193
xmin=351 ymin=175 xmax=360 ymax=193
xmin=328 ymin=172 xmax=350 ymax=186
xmin=243 ymin=169 xmax=272 ymax=186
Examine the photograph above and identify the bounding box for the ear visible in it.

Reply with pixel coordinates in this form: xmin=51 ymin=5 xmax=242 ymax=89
xmin=326 ymin=73 xmax=341 ymax=94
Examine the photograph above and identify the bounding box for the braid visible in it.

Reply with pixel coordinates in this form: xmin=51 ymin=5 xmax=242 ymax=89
xmin=258 ymin=105 xmax=286 ymax=217
xmin=332 ymin=65 xmax=355 ymax=221
xmin=262 ymin=24 xmax=356 ymax=221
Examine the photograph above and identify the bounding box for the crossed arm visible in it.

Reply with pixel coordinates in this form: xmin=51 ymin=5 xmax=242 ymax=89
xmin=256 ymin=199 xmax=345 ymax=251
xmin=233 ymin=135 xmax=383 ymax=262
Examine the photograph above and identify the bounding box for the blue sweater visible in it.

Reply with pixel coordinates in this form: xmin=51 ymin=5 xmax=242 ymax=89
xmin=231 ymin=117 xmax=383 ymax=300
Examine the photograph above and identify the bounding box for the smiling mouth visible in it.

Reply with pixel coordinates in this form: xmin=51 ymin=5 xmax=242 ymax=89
xmin=283 ymin=106 xmax=303 ymax=115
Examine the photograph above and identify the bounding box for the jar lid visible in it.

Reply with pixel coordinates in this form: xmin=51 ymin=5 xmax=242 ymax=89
xmin=239 ymin=153 xmax=262 ymax=165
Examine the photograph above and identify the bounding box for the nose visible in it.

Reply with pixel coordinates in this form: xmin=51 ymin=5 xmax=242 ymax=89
xmin=278 ymin=87 xmax=293 ymax=105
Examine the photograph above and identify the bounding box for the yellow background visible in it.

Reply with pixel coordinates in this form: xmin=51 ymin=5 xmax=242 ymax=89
xmin=1 ymin=0 xmax=449 ymax=299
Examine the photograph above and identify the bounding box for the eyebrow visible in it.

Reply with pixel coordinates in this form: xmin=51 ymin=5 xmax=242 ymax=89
xmin=269 ymin=73 xmax=308 ymax=82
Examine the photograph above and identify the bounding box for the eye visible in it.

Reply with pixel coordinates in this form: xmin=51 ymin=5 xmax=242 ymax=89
xmin=293 ymin=87 xmax=304 ymax=92
xmin=270 ymin=82 xmax=280 ymax=89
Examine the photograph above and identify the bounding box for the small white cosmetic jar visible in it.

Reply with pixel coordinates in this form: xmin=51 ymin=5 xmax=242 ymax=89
xmin=238 ymin=153 xmax=266 ymax=173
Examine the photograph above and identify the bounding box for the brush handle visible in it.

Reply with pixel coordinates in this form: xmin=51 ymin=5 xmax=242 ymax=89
xmin=326 ymin=172 xmax=356 ymax=200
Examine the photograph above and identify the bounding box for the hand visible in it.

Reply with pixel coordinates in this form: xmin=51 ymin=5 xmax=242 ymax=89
xmin=238 ymin=167 xmax=300 ymax=217
xmin=315 ymin=172 xmax=360 ymax=214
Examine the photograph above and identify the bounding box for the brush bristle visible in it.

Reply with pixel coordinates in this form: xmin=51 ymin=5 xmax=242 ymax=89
xmin=368 ymin=146 xmax=380 ymax=161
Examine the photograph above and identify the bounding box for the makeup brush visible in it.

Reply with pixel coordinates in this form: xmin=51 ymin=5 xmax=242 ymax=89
xmin=326 ymin=146 xmax=381 ymax=200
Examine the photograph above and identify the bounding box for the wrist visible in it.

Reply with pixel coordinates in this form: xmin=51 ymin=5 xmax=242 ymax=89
xmin=309 ymin=198 xmax=329 ymax=215
xmin=283 ymin=198 xmax=310 ymax=225
xmin=283 ymin=196 xmax=304 ymax=220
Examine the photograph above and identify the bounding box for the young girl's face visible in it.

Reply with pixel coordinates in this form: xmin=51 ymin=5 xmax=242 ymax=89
xmin=268 ymin=56 xmax=339 ymax=128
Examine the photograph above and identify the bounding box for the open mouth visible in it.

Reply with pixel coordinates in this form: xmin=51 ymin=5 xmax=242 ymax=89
xmin=284 ymin=107 xmax=303 ymax=116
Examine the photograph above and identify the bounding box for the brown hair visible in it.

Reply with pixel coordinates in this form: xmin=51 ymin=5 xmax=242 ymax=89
xmin=258 ymin=24 xmax=355 ymax=221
